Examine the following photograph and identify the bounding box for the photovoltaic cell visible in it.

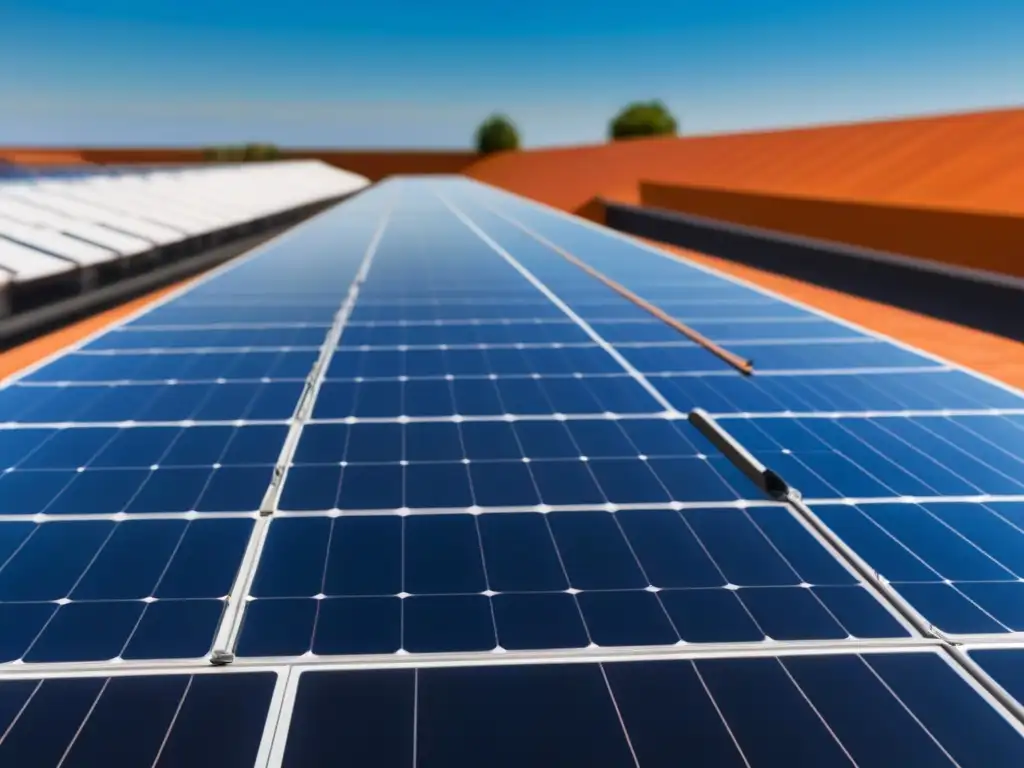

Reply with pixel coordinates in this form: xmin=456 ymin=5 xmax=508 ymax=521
xmin=722 ymin=415 xmax=1024 ymax=499
xmin=619 ymin=339 xmax=935 ymax=373
xmin=970 ymin=648 xmax=1024 ymax=709
xmin=339 ymin=320 xmax=590 ymax=346
xmin=656 ymin=369 xmax=1024 ymax=413
xmin=590 ymin=317 xmax=867 ymax=342
xmin=0 ymin=381 xmax=303 ymax=423
xmin=280 ymin=418 xmax=761 ymax=511
xmin=312 ymin=376 xmax=662 ymax=419
xmin=82 ymin=326 xmax=329 ymax=350
xmin=576 ymin=298 xmax=815 ymax=320
xmin=326 ymin=344 xmax=628 ymax=378
xmin=814 ymin=501 xmax=1024 ymax=636
xmin=279 ymin=652 xmax=1024 ymax=767
xmin=0 ymin=518 xmax=251 ymax=662
xmin=348 ymin=301 xmax=568 ymax=322
xmin=0 ymin=671 xmax=276 ymax=767
xmin=236 ymin=507 xmax=906 ymax=656
xmin=130 ymin=304 xmax=338 ymax=325
xmin=21 ymin=350 xmax=318 ymax=383
xmin=0 ymin=424 xmax=286 ymax=515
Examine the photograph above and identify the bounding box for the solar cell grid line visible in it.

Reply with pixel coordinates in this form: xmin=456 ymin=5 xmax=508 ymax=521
xmin=332 ymin=337 xmax=878 ymax=352
xmin=718 ymin=413 xmax=1024 ymax=501
xmin=486 ymin=210 xmax=758 ymax=376
xmin=0 ymin=666 xmax=283 ymax=768
xmin=458 ymin=176 xmax=1024 ymax=408
xmin=657 ymin=368 xmax=1024 ymax=415
xmin=0 ymin=518 xmax=255 ymax=664
xmin=7 ymin=175 xmax=1022 ymax=762
xmin=447 ymin=196 xmax=943 ymax=379
xmin=314 ymin=199 xmax=675 ymax=423
xmin=0 ymin=196 xmax=395 ymax=666
xmin=962 ymin=645 xmax=1024 ymax=725
xmin=264 ymin=648 xmax=1024 ymax=768
xmin=233 ymin=503 xmax=916 ymax=659
xmin=693 ymin=410 xmax=1024 ymax=642
xmin=434 ymin=193 xmax=679 ymax=416
xmin=0 ymin=423 xmax=290 ymax=519
xmin=212 ymin=192 xmax=396 ymax=659
xmin=230 ymin=181 xmax=920 ymax=662
xmin=808 ymin=499 xmax=1024 ymax=639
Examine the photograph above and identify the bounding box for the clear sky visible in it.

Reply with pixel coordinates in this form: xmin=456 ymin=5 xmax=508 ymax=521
xmin=1 ymin=0 xmax=1022 ymax=148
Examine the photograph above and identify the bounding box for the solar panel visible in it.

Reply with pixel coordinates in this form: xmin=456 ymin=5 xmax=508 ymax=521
xmin=0 ymin=669 xmax=278 ymax=766
xmin=2 ymin=175 xmax=1024 ymax=761
xmin=275 ymin=651 xmax=1023 ymax=767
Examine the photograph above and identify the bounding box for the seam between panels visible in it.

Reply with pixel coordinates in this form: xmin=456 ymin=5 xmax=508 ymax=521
xmin=943 ymin=646 xmax=1024 ymax=736
xmin=210 ymin=203 xmax=395 ymax=661
xmin=435 ymin=192 xmax=679 ymax=416
xmin=444 ymin=186 xmax=1024 ymax=731
xmin=258 ymin=665 xmax=301 ymax=768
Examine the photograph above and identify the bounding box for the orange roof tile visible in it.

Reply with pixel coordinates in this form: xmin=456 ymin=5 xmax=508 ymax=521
xmin=464 ymin=107 xmax=1024 ymax=216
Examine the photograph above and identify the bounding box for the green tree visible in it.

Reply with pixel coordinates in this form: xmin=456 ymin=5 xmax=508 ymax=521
xmin=475 ymin=114 xmax=521 ymax=154
xmin=609 ymin=100 xmax=679 ymax=141
xmin=243 ymin=143 xmax=281 ymax=161
xmin=202 ymin=143 xmax=281 ymax=162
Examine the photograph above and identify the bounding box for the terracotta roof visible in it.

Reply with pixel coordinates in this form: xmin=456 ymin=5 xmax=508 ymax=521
xmin=0 ymin=151 xmax=88 ymax=165
xmin=464 ymin=107 xmax=1024 ymax=216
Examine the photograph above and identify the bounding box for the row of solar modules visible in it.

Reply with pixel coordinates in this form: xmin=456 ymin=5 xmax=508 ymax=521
xmin=4 ymin=177 xmax=1024 ymax=763
xmin=4 ymin=178 xmax=1024 ymax=662
xmin=436 ymin=178 xmax=1024 ymax=642
xmin=3 ymin=647 xmax=1024 ymax=767
xmin=0 ymin=161 xmax=369 ymax=316
xmin=0 ymin=189 xmax=391 ymax=669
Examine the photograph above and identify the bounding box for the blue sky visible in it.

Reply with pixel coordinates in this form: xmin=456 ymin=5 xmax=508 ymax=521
xmin=1 ymin=0 xmax=1022 ymax=148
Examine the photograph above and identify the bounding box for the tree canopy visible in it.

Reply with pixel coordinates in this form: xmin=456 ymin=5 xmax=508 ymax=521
xmin=609 ymin=101 xmax=679 ymax=141
xmin=475 ymin=115 xmax=521 ymax=154
xmin=203 ymin=143 xmax=281 ymax=162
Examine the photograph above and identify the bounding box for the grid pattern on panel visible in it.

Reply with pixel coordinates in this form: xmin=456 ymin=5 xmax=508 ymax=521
xmin=279 ymin=651 xmax=1024 ymax=767
xmin=0 ymin=194 xmax=389 ymax=673
xmin=0 ymin=670 xmax=277 ymax=767
xmin=229 ymin=180 xmax=914 ymax=665
xmin=444 ymin=179 xmax=1024 ymax=643
xmin=237 ymin=508 xmax=909 ymax=658
xmin=2 ymin=176 xmax=1024 ymax=763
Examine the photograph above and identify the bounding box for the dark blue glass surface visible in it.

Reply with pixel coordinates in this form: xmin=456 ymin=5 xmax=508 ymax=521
xmin=281 ymin=417 xmax=763 ymax=510
xmin=133 ymin=304 xmax=337 ymax=324
xmin=0 ymin=427 xmax=280 ymax=515
xmin=82 ymin=326 xmax=327 ymax=350
xmin=282 ymin=651 xmax=1024 ymax=767
xmin=237 ymin=507 xmax=904 ymax=656
xmin=0 ymin=672 xmax=276 ymax=768
xmin=655 ymin=369 xmax=1024 ymax=413
xmin=814 ymin=501 xmax=1024 ymax=634
xmin=24 ymin=349 xmax=318 ymax=383
xmin=339 ymin=319 xmax=587 ymax=346
xmin=970 ymin=649 xmax=1024 ymax=709
xmin=725 ymin=415 xmax=1024 ymax=498
xmin=0 ymin=518 xmax=250 ymax=662
xmin=0 ymin=381 xmax=303 ymax=422
xmin=312 ymin=374 xmax=660 ymax=418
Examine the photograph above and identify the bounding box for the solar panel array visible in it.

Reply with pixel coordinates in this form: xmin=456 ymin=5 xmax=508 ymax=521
xmin=2 ymin=175 xmax=1024 ymax=765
